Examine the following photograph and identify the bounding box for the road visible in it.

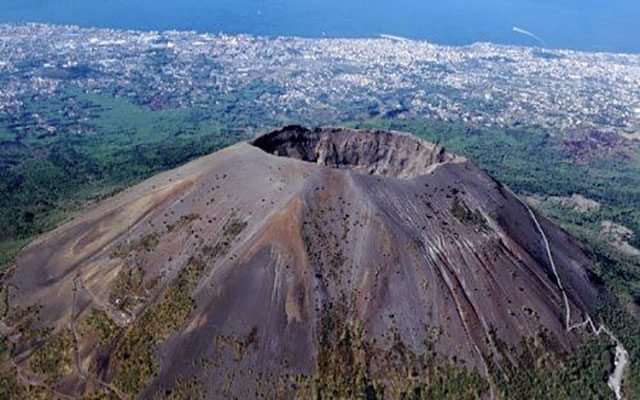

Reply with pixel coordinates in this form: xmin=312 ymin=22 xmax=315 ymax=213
xmin=523 ymin=200 xmax=629 ymax=400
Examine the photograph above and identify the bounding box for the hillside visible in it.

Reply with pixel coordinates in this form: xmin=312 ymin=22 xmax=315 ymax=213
xmin=0 ymin=127 xmax=620 ymax=399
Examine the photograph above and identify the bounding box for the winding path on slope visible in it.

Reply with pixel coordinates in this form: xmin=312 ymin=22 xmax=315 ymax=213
xmin=523 ymin=201 xmax=629 ymax=400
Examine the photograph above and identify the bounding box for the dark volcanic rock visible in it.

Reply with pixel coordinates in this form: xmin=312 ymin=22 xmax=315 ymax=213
xmin=2 ymin=126 xmax=605 ymax=399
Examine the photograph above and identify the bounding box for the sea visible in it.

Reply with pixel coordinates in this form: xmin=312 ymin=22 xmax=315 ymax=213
xmin=2 ymin=0 xmax=639 ymax=54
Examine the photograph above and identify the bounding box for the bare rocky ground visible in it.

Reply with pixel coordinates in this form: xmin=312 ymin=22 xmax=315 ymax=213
xmin=547 ymin=194 xmax=601 ymax=214
xmin=600 ymin=220 xmax=640 ymax=258
xmin=1 ymin=126 xmax=609 ymax=398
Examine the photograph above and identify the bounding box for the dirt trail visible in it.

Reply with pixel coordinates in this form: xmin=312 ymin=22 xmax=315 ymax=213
xmin=523 ymin=201 xmax=629 ymax=400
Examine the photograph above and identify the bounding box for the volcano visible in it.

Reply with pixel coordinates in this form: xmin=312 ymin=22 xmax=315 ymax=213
xmin=1 ymin=126 xmax=607 ymax=398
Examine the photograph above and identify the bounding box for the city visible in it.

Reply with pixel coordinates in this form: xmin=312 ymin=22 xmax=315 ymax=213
xmin=1 ymin=23 xmax=639 ymax=142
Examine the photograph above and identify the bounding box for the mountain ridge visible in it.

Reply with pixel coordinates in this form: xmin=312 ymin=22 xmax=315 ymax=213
xmin=1 ymin=126 xmax=610 ymax=398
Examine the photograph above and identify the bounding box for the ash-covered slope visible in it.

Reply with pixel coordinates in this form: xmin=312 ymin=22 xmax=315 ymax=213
xmin=1 ymin=126 xmax=606 ymax=399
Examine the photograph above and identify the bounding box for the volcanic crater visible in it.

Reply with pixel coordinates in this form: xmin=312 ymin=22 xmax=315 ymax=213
xmin=1 ymin=126 xmax=607 ymax=399
xmin=251 ymin=125 xmax=463 ymax=178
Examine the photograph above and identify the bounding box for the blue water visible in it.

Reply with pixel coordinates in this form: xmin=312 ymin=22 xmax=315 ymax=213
xmin=2 ymin=0 xmax=639 ymax=53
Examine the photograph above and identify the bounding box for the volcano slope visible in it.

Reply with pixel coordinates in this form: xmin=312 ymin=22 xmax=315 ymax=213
xmin=0 ymin=126 xmax=611 ymax=399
